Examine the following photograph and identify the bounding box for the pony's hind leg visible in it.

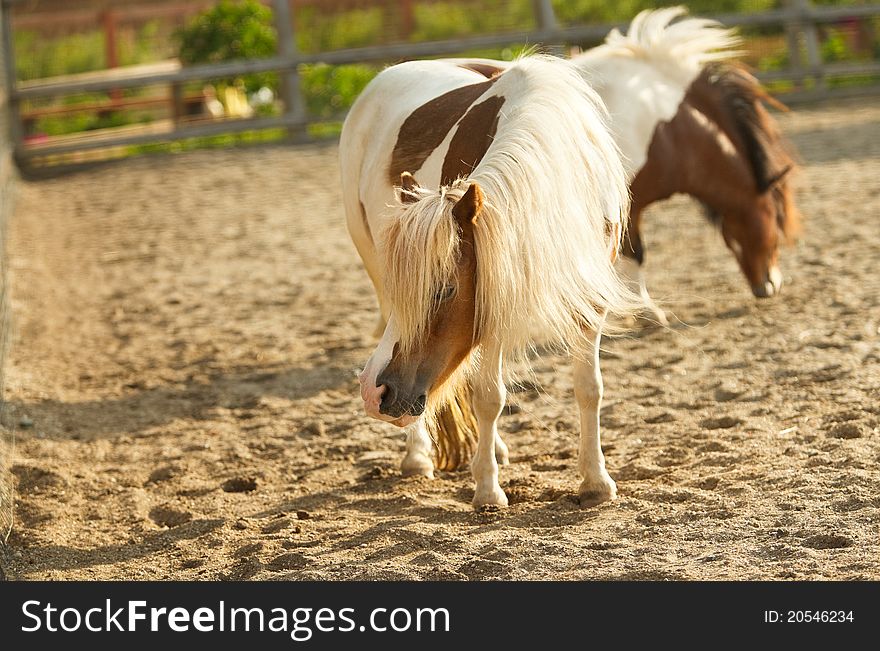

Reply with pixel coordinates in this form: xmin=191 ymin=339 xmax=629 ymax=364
xmin=471 ymin=343 xmax=508 ymax=508
xmin=573 ymin=317 xmax=617 ymax=507
xmin=494 ymin=432 xmax=509 ymax=466
xmin=401 ymin=417 xmax=434 ymax=479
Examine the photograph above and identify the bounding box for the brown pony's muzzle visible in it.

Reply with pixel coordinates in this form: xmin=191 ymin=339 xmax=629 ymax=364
xmin=751 ymin=265 xmax=783 ymax=299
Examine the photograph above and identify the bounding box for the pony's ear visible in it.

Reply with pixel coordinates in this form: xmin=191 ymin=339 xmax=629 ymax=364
xmin=452 ymin=183 xmax=484 ymax=225
xmin=397 ymin=172 xmax=421 ymax=204
xmin=762 ymin=164 xmax=793 ymax=192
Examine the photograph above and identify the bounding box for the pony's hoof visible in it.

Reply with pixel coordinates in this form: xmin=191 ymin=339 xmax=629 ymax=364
xmin=473 ymin=486 xmax=508 ymax=509
xmin=578 ymin=475 xmax=617 ymax=507
xmin=401 ymin=453 xmax=434 ymax=479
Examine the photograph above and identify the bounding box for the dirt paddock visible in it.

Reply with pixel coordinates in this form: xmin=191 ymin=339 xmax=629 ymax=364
xmin=1 ymin=98 xmax=878 ymax=580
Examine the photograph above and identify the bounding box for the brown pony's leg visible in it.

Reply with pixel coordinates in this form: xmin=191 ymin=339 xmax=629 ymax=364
xmin=623 ymin=207 xmax=645 ymax=265
xmin=619 ymin=206 xmax=668 ymax=325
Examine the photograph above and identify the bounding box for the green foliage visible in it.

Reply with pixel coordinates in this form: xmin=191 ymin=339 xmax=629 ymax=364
xmin=127 ymin=128 xmax=287 ymax=157
xmin=35 ymin=110 xmax=150 ymax=137
xmin=296 ymin=6 xmax=386 ymax=52
xmin=821 ymin=28 xmax=852 ymax=63
xmin=15 ymin=30 xmax=106 ymax=81
xmin=119 ymin=21 xmax=166 ymax=66
xmin=175 ymin=0 xmax=278 ymax=94
xmin=758 ymin=48 xmax=789 ymax=73
xmin=411 ymin=1 xmax=534 ymax=40
xmin=15 ymin=21 xmax=168 ymax=82
xmin=300 ymin=64 xmax=378 ymax=118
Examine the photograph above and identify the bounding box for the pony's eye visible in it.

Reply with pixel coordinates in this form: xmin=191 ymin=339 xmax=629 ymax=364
xmin=435 ymin=284 xmax=456 ymax=303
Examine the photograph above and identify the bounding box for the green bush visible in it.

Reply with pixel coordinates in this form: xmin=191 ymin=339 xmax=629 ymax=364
xmin=821 ymin=28 xmax=852 ymax=63
xmin=300 ymin=63 xmax=378 ymax=118
xmin=15 ymin=30 xmax=105 ymax=81
xmin=296 ymin=6 xmax=386 ymax=52
xmin=175 ymin=0 xmax=278 ymax=94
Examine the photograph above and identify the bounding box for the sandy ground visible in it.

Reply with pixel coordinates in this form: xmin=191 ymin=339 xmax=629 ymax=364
xmin=1 ymin=98 xmax=878 ymax=581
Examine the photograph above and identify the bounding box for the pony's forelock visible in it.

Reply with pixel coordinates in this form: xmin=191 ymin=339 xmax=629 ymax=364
xmin=381 ymin=184 xmax=464 ymax=355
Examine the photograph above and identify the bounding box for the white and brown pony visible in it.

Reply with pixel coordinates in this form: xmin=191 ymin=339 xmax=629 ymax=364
xmin=340 ymin=56 xmax=640 ymax=508
xmin=454 ymin=7 xmax=803 ymax=322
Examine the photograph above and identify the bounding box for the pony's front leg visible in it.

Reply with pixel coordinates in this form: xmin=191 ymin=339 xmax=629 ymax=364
xmin=471 ymin=343 xmax=508 ymax=508
xmin=619 ymin=211 xmax=667 ymax=326
xmin=401 ymin=417 xmax=434 ymax=479
xmin=573 ymin=318 xmax=617 ymax=507
xmin=618 ymin=255 xmax=668 ymax=326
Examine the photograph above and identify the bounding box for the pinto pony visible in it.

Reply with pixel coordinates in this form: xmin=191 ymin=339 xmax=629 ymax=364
xmin=340 ymin=56 xmax=640 ymax=507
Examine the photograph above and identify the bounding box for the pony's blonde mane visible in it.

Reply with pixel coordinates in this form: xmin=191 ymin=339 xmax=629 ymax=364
xmin=596 ymin=6 xmax=741 ymax=76
xmin=382 ymin=55 xmax=642 ymax=363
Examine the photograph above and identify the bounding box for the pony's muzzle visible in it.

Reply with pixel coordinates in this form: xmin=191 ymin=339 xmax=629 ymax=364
xmin=376 ymin=372 xmax=427 ymax=419
xmin=752 ymin=265 xmax=783 ymax=298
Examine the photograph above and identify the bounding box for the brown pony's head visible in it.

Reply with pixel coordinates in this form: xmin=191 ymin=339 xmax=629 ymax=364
xmin=360 ymin=174 xmax=482 ymax=425
xmin=691 ymin=64 xmax=802 ymax=298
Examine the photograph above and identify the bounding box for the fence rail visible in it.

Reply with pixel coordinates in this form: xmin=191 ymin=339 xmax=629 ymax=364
xmin=3 ymin=0 xmax=880 ymax=167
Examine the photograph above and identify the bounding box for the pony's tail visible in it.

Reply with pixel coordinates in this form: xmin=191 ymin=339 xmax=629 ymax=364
xmin=431 ymin=382 xmax=478 ymax=471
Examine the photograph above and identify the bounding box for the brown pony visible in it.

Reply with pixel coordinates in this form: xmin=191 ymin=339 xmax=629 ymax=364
xmin=626 ymin=63 xmax=801 ymax=302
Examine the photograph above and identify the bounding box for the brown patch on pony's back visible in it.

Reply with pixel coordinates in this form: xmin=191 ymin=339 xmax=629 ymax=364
xmin=389 ymin=78 xmax=498 ymax=184
xmin=441 ymin=95 xmax=505 ymax=185
xmin=457 ymin=62 xmax=505 ymax=79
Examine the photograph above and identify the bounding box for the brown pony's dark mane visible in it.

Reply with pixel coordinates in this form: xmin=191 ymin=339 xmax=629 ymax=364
xmin=698 ymin=63 xmax=801 ymax=240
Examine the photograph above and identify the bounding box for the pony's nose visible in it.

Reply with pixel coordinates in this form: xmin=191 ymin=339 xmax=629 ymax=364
xmin=377 ymin=375 xmax=427 ymax=419
xmin=752 ymin=281 xmax=773 ymax=298
xmin=411 ymin=393 xmax=427 ymax=415
xmin=378 ymin=382 xmax=400 ymax=417
xmin=752 ymin=266 xmax=782 ymax=298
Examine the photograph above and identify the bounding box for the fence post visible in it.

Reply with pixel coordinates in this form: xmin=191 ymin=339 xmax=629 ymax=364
xmin=102 ymin=9 xmax=122 ymax=107
xmin=792 ymin=0 xmax=825 ymax=91
xmin=0 ymin=0 xmax=22 ymax=161
xmin=532 ymin=0 xmax=561 ymax=53
xmin=783 ymin=1 xmax=805 ymax=91
xmin=399 ymin=0 xmax=415 ymax=40
xmin=273 ymin=0 xmax=307 ymax=140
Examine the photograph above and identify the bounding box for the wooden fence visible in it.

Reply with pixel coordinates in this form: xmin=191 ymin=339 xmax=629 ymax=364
xmin=3 ymin=0 xmax=880 ymax=167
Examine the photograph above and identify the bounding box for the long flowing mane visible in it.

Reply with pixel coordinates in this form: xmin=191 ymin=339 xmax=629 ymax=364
xmin=700 ymin=64 xmax=801 ymax=238
xmin=600 ymin=6 xmax=741 ymax=74
xmin=381 ymin=55 xmax=639 ymax=363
